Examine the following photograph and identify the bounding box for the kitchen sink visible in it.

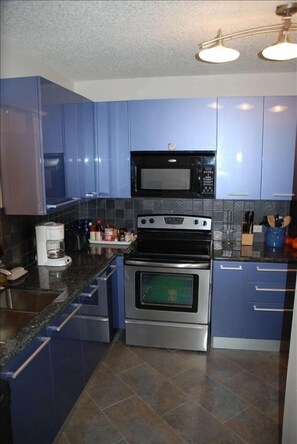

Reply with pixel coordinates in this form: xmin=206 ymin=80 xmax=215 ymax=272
xmin=0 ymin=288 xmax=63 ymax=344
xmin=0 ymin=310 xmax=37 ymax=343
xmin=0 ymin=288 xmax=61 ymax=313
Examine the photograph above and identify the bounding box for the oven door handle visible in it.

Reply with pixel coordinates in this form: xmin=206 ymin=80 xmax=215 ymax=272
xmin=124 ymin=259 xmax=210 ymax=269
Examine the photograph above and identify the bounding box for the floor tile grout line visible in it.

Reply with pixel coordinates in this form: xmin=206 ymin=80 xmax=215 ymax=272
xmin=103 ymin=392 xmax=188 ymax=444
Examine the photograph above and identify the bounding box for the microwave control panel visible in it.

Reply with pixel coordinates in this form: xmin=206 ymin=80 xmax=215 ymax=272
xmin=200 ymin=166 xmax=215 ymax=195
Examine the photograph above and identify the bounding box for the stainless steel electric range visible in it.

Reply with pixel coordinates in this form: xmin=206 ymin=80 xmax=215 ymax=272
xmin=124 ymin=214 xmax=212 ymax=351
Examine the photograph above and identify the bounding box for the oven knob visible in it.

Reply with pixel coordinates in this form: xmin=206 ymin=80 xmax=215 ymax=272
xmin=194 ymin=219 xmax=199 ymax=225
xmin=203 ymin=221 xmax=207 ymax=226
xmin=141 ymin=219 xmax=146 ymax=225
xmin=149 ymin=218 xmax=155 ymax=224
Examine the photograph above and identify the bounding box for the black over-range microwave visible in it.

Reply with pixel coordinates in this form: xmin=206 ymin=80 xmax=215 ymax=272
xmin=131 ymin=151 xmax=216 ymax=198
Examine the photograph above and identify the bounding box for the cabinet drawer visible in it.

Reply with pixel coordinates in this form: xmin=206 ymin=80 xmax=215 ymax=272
xmin=79 ymin=315 xmax=113 ymax=343
xmin=247 ymin=282 xmax=295 ymax=304
xmin=248 ymin=263 xmax=297 ymax=285
xmin=247 ymin=302 xmax=293 ymax=340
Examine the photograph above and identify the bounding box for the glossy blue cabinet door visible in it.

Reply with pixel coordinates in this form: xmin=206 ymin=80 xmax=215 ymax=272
xmin=78 ymin=263 xmax=117 ymax=383
xmin=47 ymin=301 xmax=84 ymax=430
xmin=211 ymin=261 xmax=247 ymax=338
xmin=216 ymin=97 xmax=263 ymax=199
xmin=0 ymin=333 xmax=56 ymax=444
xmin=64 ymin=102 xmax=96 ymax=198
xmin=42 ymin=104 xmax=64 ymax=154
xmin=129 ymin=98 xmax=217 ymax=151
xmin=261 ymin=96 xmax=297 ymax=200
xmin=246 ymin=262 xmax=295 ymax=340
xmin=95 ymin=102 xmax=130 ymax=197
xmin=0 ymin=77 xmax=46 ymax=215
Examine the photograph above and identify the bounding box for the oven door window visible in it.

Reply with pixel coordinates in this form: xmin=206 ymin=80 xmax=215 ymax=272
xmin=136 ymin=271 xmax=198 ymax=312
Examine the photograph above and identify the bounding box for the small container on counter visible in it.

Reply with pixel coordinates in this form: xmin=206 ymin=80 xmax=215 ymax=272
xmin=265 ymin=227 xmax=285 ymax=248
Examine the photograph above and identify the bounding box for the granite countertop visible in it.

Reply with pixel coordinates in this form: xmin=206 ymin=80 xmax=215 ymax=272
xmin=213 ymin=241 xmax=297 ymax=263
xmin=0 ymin=245 xmax=127 ymax=371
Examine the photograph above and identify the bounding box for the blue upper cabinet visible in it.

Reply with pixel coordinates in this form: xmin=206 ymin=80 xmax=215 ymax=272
xmin=64 ymin=102 xmax=96 ymax=198
xmin=261 ymin=96 xmax=297 ymax=200
xmin=128 ymin=98 xmax=217 ymax=151
xmin=0 ymin=77 xmax=46 ymax=215
xmin=95 ymin=101 xmax=130 ymax=197
xmin=0 ymin=76 xmax=96 ymax=215
xmin=216 ymin=97 xmax=263 ymax=200
xmin=42 ymin=104 xmax=64 ymax=154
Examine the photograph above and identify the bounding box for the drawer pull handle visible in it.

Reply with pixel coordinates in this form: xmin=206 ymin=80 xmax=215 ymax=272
xmin=48 ymin=303 xmax=82 ymax=331
xmin=1 ymin=337 xmax=51 ymax=379
xmin=253 ymin=305 xmax=293 ymax=313
xmin=220 ymin=265 xmax=242 ymax=271
xmin=255 ymin=286 xmax=295 ymax=292
xmin=79 ymin=284 xmax=98 ymax=298
xmin=97 ymin=265 xmax=117 ymax=282
xmin=228 ymin=193 xmax=249 ymax=196
xmin=273 ymin=193 xmax=295 ymax=197
xmin=256 ymin=267 xmax=296 ymax=273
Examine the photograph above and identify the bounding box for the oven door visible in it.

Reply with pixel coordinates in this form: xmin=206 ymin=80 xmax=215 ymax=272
xmin=125 ymin=262 xmax=210 ymax=324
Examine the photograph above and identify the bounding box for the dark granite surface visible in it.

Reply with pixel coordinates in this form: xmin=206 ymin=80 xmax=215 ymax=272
xmin=1 ymin=241 xmax=297 ymax=371
xmin=213 ymin=241 xmax=297 ymax=264
xmin=0 ymin=245 xmax=127 ymax=371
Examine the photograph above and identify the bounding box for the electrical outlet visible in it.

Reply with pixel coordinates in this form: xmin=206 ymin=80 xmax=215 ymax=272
xmin=253 ymin=225 xmax=263 ymax=233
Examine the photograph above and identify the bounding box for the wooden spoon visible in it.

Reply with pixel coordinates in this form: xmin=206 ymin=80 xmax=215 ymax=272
xmin=267 ymin=215 xmax=275 ymax=227
xmin=282 ymin=215 xmax=292 ymax=228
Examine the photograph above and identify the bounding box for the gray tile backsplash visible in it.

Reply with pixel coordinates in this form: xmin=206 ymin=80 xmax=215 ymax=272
xmin=1 ymin=198 xmax=296 ymax=268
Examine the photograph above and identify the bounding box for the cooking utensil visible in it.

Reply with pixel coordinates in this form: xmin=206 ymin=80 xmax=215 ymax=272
xmin=282 ymin=215 xmax=292 ymax=228
xmin=267 ymin=215 xmax=275 ymax=227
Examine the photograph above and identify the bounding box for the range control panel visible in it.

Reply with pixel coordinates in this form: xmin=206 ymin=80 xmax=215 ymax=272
xmin=137 ymin=214 xmax=212 ymax=231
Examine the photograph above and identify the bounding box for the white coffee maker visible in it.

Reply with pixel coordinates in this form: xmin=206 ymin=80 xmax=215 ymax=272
xmin=36 ymin=222 xmax=72 ymax=267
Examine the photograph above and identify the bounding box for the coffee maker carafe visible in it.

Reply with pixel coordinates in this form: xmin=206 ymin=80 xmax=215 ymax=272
xmin=36 ymin=222 xmax=72 ymax=267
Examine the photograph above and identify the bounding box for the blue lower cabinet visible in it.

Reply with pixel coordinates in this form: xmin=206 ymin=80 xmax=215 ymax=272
xmin=78 ymin=262 xmax=118 ymax=384
xmin=246 ymin=302 xmax=293 ymax=340
xmin=47 ymin=301 xmax=84 ymax=430
xmin=211 ymin=261 xmax=247 ymax=338
xmin=0 ymin=333 xmax=56 ymax=444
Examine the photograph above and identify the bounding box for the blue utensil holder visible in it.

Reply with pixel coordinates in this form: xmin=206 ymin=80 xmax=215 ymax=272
xmin=265 ymin=227 xmax=285 ymax=248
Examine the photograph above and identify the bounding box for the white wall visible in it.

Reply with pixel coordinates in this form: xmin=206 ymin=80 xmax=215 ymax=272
xmin=73 ymin=73 xmax=297 ymax=102
xmin=1 ymin=41 xmax=296 ymax=101
xmin=0 ymin=41 xmax=74 ymax=91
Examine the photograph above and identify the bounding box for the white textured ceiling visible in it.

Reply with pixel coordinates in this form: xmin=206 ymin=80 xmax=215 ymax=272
xmin=1 ymin=0 xmax=297 ymax=81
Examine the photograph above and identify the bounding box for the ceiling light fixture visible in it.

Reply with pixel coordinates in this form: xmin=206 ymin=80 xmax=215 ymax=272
xmin=196 ymin=2 xmax=297 ymax=63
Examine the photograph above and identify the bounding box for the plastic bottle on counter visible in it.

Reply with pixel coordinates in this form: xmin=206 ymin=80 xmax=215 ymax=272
xmin=113 ymin=226 xmax=118 ymax=242
xmin=96 ymin=219 xmax=104 ymax=233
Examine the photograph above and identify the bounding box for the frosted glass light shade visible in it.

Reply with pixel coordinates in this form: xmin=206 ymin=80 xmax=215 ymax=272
xmin=199 ymin=42 xmax=240 ymax=63
xmin=262 ymin=33 xmax=297 ymax=60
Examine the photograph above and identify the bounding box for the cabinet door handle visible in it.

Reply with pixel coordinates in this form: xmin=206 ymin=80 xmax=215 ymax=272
xmin=1 ymin=337 xmax=51 ymax=379
xmin=97 ymin=265 xmax=117 ymax=282
xmin=48 ymin=303 xmax=82 ymax=331
xmin=220 ymin=265 xmax=242 ymax=271
xmin=273 ymin=193 xmax=295 ymax=197
xmin=256 ymin=267 xmax=296 ymax=273
xmin=79 ymin=284 xmax=98 ymax=298
xmin=253 ymin=305 xmax=293 ymax=313
xmin=255 ymin=285 xmax=295 ymax=292
xmin=228 ymin=193 xmax=249 ymax=196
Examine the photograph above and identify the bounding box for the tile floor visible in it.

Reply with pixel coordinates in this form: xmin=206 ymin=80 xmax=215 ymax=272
xmin=54 ymin=331 xmax=288 ymax=444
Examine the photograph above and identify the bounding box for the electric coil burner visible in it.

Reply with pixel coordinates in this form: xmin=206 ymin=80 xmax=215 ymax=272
xmin=124 ymin=214 xmax=212 ymax=352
